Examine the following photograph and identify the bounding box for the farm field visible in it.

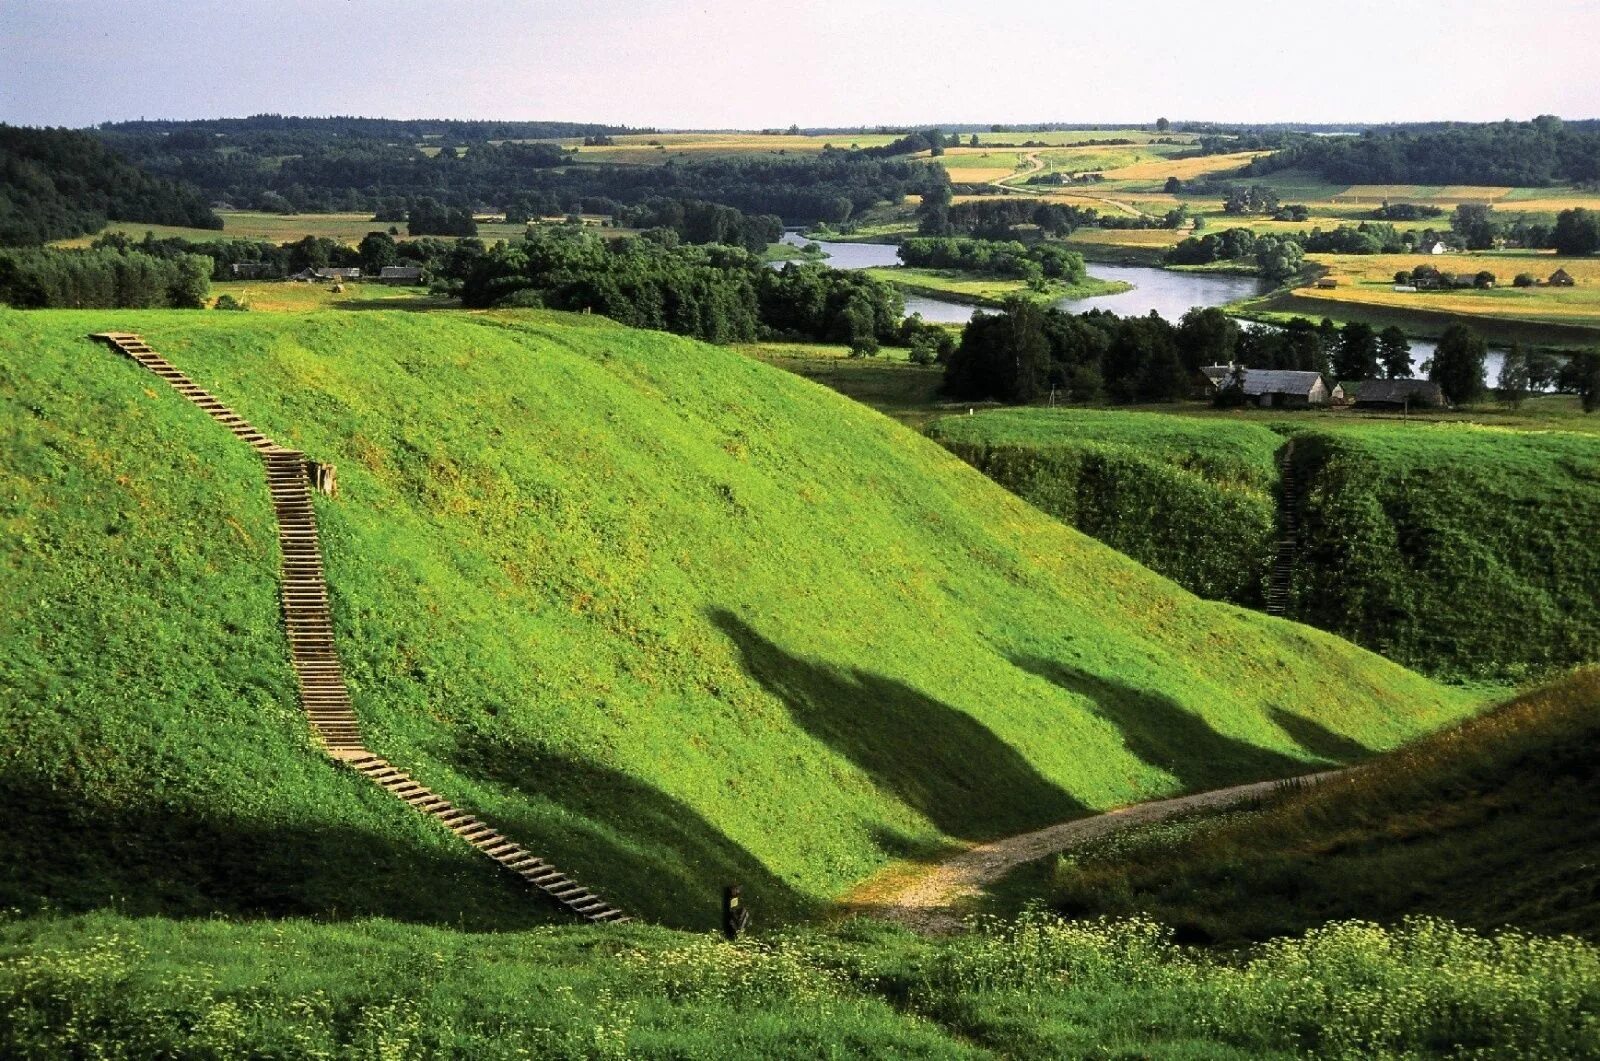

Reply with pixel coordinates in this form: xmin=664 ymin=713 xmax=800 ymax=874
xmin=1 ymin=307 xmax=1474 ymax=933
xmin=1288 ymin=250 xmax=1600 ymax=331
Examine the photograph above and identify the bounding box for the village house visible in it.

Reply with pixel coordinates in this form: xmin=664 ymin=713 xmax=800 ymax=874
xmin=1418 ymin=239 xmax=1450 ymax=255
xmin=1315 ymin=277 xmax=1338 ymax=289
xmin=1198 ymin=365 xmax=1331 ymax=408
xmin=1550 ymin=267 xmax=1576 ymax=287
xmin=1352 ymin=379 xmax=1447 ymax=411
xmin=378 ymin=265 xmax=423 ymax=283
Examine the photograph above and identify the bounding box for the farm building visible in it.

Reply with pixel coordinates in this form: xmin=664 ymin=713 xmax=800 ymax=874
xmin=1550 ymin=267 xmax=1576 ymax=286
xmin=1418 ymin=240 xmax=1449 ymax=255
xmin=289 ymin=267 xmax=363 ymax=282
xmin=378 ymin=265 xmax=423 ymax=283
xmin=1352 ymin=379 xmax=1447 ymax=410
xmin=1199 ymin=365 xmax=1331 ymax=407
xmin=1315 ymin=277 xmax=1338 ymax=289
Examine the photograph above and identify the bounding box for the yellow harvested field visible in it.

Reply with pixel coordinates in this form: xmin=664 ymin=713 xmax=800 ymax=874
xmin=1298 ymin=251 xmax=1600 ymax=325
xmin=944 ymin=168 xmax=1018 ymax=184
xmin=1065 ymin=228 xmax=1185 ymax=249
xmin=1100 ymin=151 xmax=1268 ymax=181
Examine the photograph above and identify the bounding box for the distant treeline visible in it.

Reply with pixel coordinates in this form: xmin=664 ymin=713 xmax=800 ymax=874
xmin=0 ymin=125 xmax=220 ymax=245
xmin=91 ymin=118 xmax=946 ymax=224
xmin=1246 ymin=117 xmax=1600 ymax=186
xmin=0 ymin=246 xmax=209 ymax=308
xmin=458 ymin=227 xmax=939 ymax=351
xmin=612 ymin=198 xmax=782 ymax=252
xmin=916 ymin=197 xmax=1187 ymax=239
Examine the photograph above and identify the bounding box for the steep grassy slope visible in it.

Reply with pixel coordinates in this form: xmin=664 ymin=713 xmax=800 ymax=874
xmin=1 ymin=308 xmax=1470 ymax=928
xmin=1289 ymin=424 xmax=1600 ymax=678
xmin=1049 ymin=668 xmax=1600 ymax=943
xmin=928 ymin=409 xmax=1283 ymax=603
xmin=932 ymin=408 xmax=1600 ymax=678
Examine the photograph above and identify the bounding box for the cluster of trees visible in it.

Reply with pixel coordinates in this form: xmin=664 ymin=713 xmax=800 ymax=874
xmin=405 ymin=197 xmax=478 ymax=237
xmin=918 ymin=196 xmax=1100 ymax=238
xmin=897 ymin=237 xmax=1086 ymax=283
xmin=1167 ymin=229 xmax=1306 ymax=282
xmin=0 ymin=125 xmax=220 ymax=245
xmin=862 ymin=128 xmax=964 ymax=158
xmin=1245 ymin=117 xmax=1600 ymax=186
xmin=1373 ymin=202 xmax=1444 ymax=221
xmin=455 ymin=228 xmax=907 ymax=349
xmin=612 ymin=198 xmax=782 ymax=252
xmin=92 ymin=117 xmax=945 ymax=224
xmin=1220 ymin=184 xmax=1281 ymax=215
xmin=84 ymin=228 xmax=480 ymax=284
xmin=0 ymin=246 xmax=209 ymax=308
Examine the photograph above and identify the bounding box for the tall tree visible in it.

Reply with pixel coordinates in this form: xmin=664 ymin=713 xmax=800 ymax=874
xmin=1333 ymin=322 xmax=1380 ymax=381
xmin=1428 ymin=324 xmax=1488 ymax=405
xmin=1551 ymin=208 xmax=1600 ymax=256
xmin=1379 ymin=326 xmax=1413 ymax=378
xmin=1496 ymin=344 xmax=1530 ymax=407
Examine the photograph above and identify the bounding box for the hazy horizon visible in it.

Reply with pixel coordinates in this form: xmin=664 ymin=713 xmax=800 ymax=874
xmin=4 ymin=0 xmax=1599 ymax=129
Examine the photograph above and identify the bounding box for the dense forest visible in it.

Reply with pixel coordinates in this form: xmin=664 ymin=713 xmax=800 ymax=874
xmin=0 ymin=125 xmax=220 ymax=245
xmin=1247 ymin=117 xmax=1600 ymax=185
xmin=90 ymin=117 xmax=945 ymax=223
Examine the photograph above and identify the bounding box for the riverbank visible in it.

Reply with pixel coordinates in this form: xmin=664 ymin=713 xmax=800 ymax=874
xmin=864 ymin=266 xmax=1132 ymax=309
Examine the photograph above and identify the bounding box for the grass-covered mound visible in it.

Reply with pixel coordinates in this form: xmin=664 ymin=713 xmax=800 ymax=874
xmin=1288 ymin=424 xmax=1600 ymax=678
xmin=1048 ymin=668 xmax=1600 ymax=943
xmin=928 ymin=409 xmax=1283 ymax=603
xmin=3 ymin=909 xmax=1595 ymax=1058
xmin=1 ymin=308 xmax=1469 ymax=929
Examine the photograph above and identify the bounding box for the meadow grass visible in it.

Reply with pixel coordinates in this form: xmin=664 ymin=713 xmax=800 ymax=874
xmin=2 ymin=906 xmax=1593 ymax=1058
xmin=1 ymin=308 xmax=1471 ymax=931
xmin=1044 ymin=668 xmax=1600 ymax=945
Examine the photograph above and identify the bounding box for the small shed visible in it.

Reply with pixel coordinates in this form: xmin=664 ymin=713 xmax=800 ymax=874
xmin=1550 ymin=267 xmax=1576 ymax=287
xmin=1315 ymin=277 xmax=1339 ymax=289
xmin=1352 ymin=379 xmax=1447 ymax=410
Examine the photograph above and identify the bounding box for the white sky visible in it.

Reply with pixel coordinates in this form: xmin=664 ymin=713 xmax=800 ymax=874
xmin=3 ymin=0 xmax=1597 ymax=128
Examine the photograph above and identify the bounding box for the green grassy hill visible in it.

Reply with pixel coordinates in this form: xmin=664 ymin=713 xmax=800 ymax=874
xmin=1048 ymin=667 xmax=1600 ymax=944
xmin=932 ymin=407 xmax=1600 ymax=678
xmin=1 ymin=308 xmax=1471 ymax=929
xmin=1289 ymin=423 xmax=1600 ymax=678
xmin=928 ymin=409 xmax=1283 ymax=604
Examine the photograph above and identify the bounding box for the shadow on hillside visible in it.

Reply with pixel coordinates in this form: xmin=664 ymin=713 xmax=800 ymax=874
xmin=449 ymin=735 xmax=813 ymax=930
xmin=1011 ymin=656 xmax=1314 ymax=789
xmin=711 ymin=610 xmax=1084 ymax=840
xmin=1267 ymin=706 xmax=1372 ymax=764
xmin=0 ymin=770 xmax=553 ymax=930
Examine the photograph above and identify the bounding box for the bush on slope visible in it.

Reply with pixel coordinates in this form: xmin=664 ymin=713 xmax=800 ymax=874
xmin=0 ymin=308 xmax=1470 ymax=928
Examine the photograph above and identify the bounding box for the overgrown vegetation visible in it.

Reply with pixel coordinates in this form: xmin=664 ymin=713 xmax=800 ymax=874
xmin=3 ymin=908 xmax=1594 ymax=1058
xmin=1047 ymin=668 xmax=1600 ymax=944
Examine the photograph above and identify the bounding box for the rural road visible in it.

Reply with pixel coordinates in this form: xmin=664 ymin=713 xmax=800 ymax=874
xmin=845 ymin=771 xmax=1343 ymax=934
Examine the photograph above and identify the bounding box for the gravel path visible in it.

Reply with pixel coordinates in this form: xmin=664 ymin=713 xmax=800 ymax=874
xmin=846 ymin=771 xmax=1343 ymax=934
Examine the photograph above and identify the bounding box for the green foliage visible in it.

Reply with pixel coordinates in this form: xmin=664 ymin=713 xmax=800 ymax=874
xmin=898 ymin=238 xmax=1085 ymax=284
xmin=0 ymin=309 xmax=1467 ymax=929
xmin=0 ymin=124 xmax=219 ymax=245
xmin=1048 ymin=668 xmax=1600 ymax=945
xmin=1289 ymin=425 xmax=1600 ymax=677
xmin=0 ymin=248 xmax=210 ymax=309
xmin=3 ymin=909 xmax=1594 ymax=1058
xmin=929 ymin=409 xmax=1282 ymax=603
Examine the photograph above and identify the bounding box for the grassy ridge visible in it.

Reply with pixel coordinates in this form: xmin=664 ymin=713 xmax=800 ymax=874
xmin=1 ymin=309 xmax=1469 ymax=929
xmin=1288 ymin=423 xmax=1600 ymax=677
xmin=928 ymin=409 xmax=1284 ymax=603
xmin=1047 ymin=668 xmax=1600 ymax=944
xmin=931 ymin=407 xmax=1600 ymax=677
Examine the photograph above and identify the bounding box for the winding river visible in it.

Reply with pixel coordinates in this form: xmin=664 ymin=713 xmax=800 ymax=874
xmin=778 ymin=233 xmax=1505 ymax=383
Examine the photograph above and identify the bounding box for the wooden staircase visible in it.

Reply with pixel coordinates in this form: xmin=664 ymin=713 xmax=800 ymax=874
xmin=89 ymin=332 xmax=629 ymax=925
xmin=1266 ymin=442 xmax=1298 ymax=618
